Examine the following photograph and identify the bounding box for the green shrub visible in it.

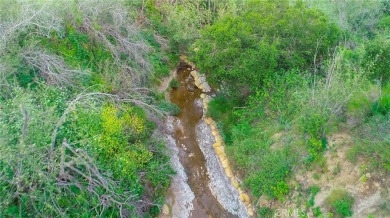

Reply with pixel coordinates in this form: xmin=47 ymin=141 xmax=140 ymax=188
xmin=169 ymin=78 xmax=180 ymax=89
xmin=325 ymin=189 xmax=355 ymax=217
xmin=241 ymin=147 xmax=295 ymax=199
xmin=308 ymin=186 xmax=321 ymax=207
xmin=193 ymin=1 xmax=340 ymax=94
xmin=259 ymin=207 xmax=273 ymax=217
xmin=158 ymin=101 xmax=181 ymax=116
xmin=363 ymin=37 xmax=390 ymax=83
xmin=301 ymin=112 xmax=329 ymax=162
xmin=351 ymin=111 xmax=390 ymax=171
xmin=313 ymin=206 xmax=323 ymax=217
xmin=371 ymin=83 xmax=390 ymax=115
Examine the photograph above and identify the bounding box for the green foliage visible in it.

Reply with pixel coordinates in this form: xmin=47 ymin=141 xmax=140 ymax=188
xmin=363 ymin=37 xmax=390 ymax=83
xmin=307 ymin=0 xmax=384 ymax=39
xmin=169 ymin=78 xmax=180 ymax=89
xmin=208 ymin=47 xmax=374 ymax=203
xmin=313 ymin=206 xmax=323 ymax=217
xmin=230 ymin=136 xmax=295 ymax=199
xmin=141 ymin=30 xmax=172 ymax=82
xmin=308 ymin=185 xmax=321 ymax=207
xmin=301 ymin=112 xmax=328 ymax=162
xmin=0 ymin=1 xmax=174 ymax=216
xmin=158 ymin=101 xmax=181 ymax=116
xmin=148 ymin=0 xmax=244 ymax=51
xmin=376 ymin=83 xmax=390 ymax=114
xmin=259 ymin=207 xmax=273 ymax=217
xmin=350 ymin=112 xmax=390 ymax=171
xmin=207 ymin=94 xmax=241 ymax=144
xmin=42 ymin=26 xmax=111 ymax=72
xmin=193 ymin=0 xmax=340 ymax=94
xmin=325 ymin=189 xmax=355 ymax=217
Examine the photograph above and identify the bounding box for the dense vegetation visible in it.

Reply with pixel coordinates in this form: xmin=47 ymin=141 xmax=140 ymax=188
xmin=0 ymin=1 xmax=175 ymax=217
xmin=1 ymin=0 xmax=389 ymax=217
xmin=190 ymin=0 xmax=389 ymax=216
xmin=152 ymin=0 xmax=390 ymax=216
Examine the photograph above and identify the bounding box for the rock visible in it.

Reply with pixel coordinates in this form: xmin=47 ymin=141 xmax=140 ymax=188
xmin=162 ymin=204 xmax=169 ymax=215
xmin=215 ymin=134 xmax=223 ymax=141
xmin=247 ymin=208 xmax=254 ymax=216
xmin=194 ymin=80 xmax=201 ymax=88
xmin=190 ymin=70 xmax=197 ymax=78
xmin=225 ymin=166 xmax=234 ymax=178
xmin=221 ymin=158 xmax=229 ymax=168
xmin=240 ymin=193 xmax=250 ymax=203
xmin=239 ymin=194 xmax=245 ymax=202
xmin=205 ymin=117 xmax=213 ymax=125
xmin=231 ymin=178 xmax=240 ymax=189
xmin=215 ymin=146 xmax=225 ymax=156
xmin=212 ymin=130 xmax=219 ymax=137
xmin=213 ymin=142 xmax=222 ymax=148
xmin=219 ymin=155 xmax=227 ymax=163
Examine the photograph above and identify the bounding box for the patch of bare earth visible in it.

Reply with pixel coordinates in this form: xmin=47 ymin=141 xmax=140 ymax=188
xmin=290 ymin=133 xmax=390 ymax=217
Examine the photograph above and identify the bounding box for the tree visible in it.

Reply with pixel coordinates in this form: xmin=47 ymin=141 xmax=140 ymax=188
xmin=192 ymin=0 xmax=340 ymax=94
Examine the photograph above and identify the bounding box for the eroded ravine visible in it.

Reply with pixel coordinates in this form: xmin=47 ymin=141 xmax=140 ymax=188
xmin=160 ymin=60 xmax=252 ymax=218
xmin=169 ymin=63 xmax=234 ymax=217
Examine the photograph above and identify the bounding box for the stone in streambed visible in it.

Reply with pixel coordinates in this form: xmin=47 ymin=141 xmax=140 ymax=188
xmin=225 ymin=166 xmax=234 ymax=178
xmin=248 ymin=208 xmax=254 ymax=216
xmin=162 ymin=204 xmax=169 ymax=215
xmin=219 ymin=155 xmax=227 ymax=163
xmin=190 ymin=70 xmax=197 ymax=78
xmin=215 ymin=146 xmax=225 ymax=156
xmin=239 ymin=193 xmax=250 ymax=203
xmin=215 ymin=136 xmax=223 ymax=145
xmin=213 ymin=141 xmax=222 ymax=148
xmin=231 ymin=178 xmax=240 ymax=189
xmin=221 ymin=158 xmax=229 ymax=168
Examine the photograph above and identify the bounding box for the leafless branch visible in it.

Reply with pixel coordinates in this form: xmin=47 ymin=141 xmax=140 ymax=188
xmin=21 ymin=49 xmax=87 ymax=86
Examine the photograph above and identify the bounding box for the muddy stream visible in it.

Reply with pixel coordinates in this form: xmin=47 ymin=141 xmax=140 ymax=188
xmin=160 ymin=62 xmax=249 ymax=218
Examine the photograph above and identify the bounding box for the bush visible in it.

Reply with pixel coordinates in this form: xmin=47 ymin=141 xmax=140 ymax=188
xmin=313 ymin=206 xmax=323 ymax=217
xmin=308 ymin=186 xmax=321 ymax=207
xmin=158 ymin=101 xmax=181 ymax=116
xmin=351 ymin=112 xmax=390 ymax=171
xmin=169 ymin=78 xmax=180 ymax=89
xmin=371 ymin=83 xmax=390 ymax=115
xmin=325 ymin=189 xmax=355 ymax=217
xmin=192 ymin=1 xmax=340 ymax=94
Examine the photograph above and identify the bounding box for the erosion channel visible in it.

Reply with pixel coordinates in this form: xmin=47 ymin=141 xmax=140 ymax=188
xmin=161 ymin=61 xmax=249 ymax=218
